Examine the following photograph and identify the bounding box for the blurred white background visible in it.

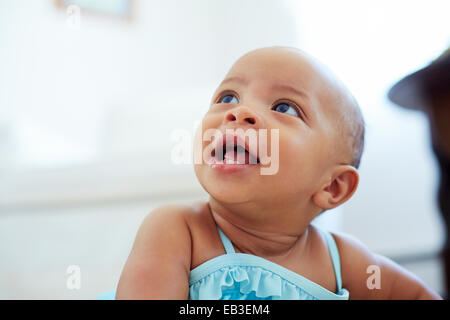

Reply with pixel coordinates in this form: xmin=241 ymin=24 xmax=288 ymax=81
xmin=0 ymin=0 xmax=449 ymax=299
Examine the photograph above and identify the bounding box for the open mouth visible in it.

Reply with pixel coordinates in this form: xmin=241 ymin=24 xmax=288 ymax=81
xmin=211 ymin=133 xmax=260 ymax=165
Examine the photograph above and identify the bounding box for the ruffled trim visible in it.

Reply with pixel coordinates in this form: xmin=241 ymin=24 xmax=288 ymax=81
xmin=189 ymin=265 xmax=318 ymax=300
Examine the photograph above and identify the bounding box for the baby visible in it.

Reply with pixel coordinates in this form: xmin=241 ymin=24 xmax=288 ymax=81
xmin=116 ymin=47 xmax=441 ymax=300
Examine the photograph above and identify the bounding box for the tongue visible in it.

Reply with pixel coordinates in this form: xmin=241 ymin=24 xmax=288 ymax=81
xmin=224 ymin=150 xmax=248 ymax=164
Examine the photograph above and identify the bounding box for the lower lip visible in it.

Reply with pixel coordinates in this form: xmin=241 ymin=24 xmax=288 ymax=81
xmin=210 ymin=162 xmax=258 ymax=173
xmin=207 ymin=156 xmax=259 ymax=173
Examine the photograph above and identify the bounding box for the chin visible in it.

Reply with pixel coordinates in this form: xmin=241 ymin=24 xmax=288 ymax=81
xmin=194 ymin=164 xmax=257 ymax=204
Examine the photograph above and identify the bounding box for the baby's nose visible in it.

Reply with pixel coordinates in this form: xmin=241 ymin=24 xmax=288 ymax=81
xmin=224 ymin=106 xmax=263 ymax=127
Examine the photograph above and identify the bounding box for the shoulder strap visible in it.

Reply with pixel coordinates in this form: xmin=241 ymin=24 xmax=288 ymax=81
xmin=320 ymin=228 xmax=343 ymax=291
xmin=217 ymin=226 xmax=235 ymax=254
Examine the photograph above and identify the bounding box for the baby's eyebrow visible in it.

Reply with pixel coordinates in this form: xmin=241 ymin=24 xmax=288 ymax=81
xmin=270 ymin=83 xmax=309 ymax=101
xmin=218 ymin=76 xmax=315 ymax=123
xmin=270 ymin=83 xmax=314 ymax=122
xmin=219 ymin=75 xmax=249 ymax=86
xmin=220 ymin=76 xmax=310 ymax=103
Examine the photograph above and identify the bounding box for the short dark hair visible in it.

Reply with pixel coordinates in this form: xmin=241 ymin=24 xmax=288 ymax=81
xmin=334 ymin=93 xmax=366 ymax=169
xmin=348 ymin=99 xmax=365 ymax=169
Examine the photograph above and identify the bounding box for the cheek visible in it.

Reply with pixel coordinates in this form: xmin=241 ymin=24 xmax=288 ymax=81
xmin=196 ymin=116 xmax=220 ymax=146
xmin=276 ymin=130 xmax=318 ymax=184
xmin=199 ymin=113 xmax=224 ymax=135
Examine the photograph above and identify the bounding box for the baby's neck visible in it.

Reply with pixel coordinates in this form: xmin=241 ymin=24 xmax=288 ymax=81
xmin=207 ymin=198 xmax=313 ymax=260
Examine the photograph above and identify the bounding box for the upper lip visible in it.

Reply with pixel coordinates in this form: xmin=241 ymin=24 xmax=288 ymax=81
xmin=212 ymin=131 xmax=260 ymax=164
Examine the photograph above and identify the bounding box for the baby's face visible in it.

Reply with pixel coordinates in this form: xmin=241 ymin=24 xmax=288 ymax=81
xmin=194 ymin=47 xmax=344 ymax=211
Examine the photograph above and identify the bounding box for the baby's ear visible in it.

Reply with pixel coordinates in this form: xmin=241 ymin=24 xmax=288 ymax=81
xmin=312 ymin=165 xmax=359 ymax=211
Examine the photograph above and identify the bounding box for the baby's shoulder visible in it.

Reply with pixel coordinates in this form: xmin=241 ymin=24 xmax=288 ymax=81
xmin=327 ymin=230 xmax=377 ymax=266
xmin=140 ymin=200 xmax=211 ymax=233
xmin=320 ymin=230 xmax=378 ymax=275
xmin=326 ymin=230 xmax=390 ymax=298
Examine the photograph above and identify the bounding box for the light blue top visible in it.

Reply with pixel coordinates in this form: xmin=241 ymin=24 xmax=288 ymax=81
xmin=188 ymin=226 xmax=349 ymax=300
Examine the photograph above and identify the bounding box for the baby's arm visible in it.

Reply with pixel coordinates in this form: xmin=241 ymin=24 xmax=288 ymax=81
xmin=116 ymin=205 xmax=192 ymax=299
xmin=332 ymin=232 xmax=442 ymax=300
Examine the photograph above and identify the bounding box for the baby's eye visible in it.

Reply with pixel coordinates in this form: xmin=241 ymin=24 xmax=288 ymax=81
xmin=272 ymin=102 xmax=300 ymax=117
xmin=218 ymin=94 xmax=239 ymax=104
